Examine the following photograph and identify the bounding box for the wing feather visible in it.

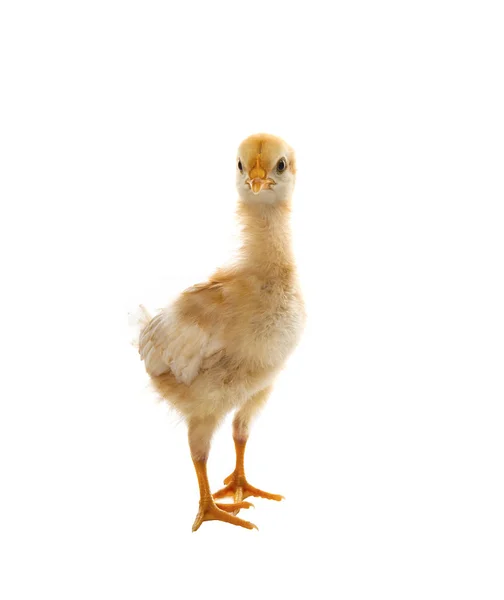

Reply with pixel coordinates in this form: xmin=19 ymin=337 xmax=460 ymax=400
xmin=138 ymin=283 xmax=225 ymax=384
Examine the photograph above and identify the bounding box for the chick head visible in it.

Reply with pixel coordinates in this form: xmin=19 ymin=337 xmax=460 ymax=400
xmin=236 ymin=133 xmax=296 ymax=205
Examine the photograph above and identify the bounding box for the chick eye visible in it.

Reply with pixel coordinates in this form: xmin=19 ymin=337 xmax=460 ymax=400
xmin=237 ymin=159 xmax=243 ymax=172
xmin=276 ymin=158 xmax=287 ymax=173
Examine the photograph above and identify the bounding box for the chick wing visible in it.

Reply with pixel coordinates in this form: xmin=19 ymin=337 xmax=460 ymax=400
xmin=139 ymin=281 xmax=225 ymax=385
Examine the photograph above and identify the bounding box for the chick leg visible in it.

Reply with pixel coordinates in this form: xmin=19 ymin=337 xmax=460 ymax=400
xmin=188 ymin=416 xmax=257 ymax=532
xmin=213 ymin=387 xmax=284 ymax=511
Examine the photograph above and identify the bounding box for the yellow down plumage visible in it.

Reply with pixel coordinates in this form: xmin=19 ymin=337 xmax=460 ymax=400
xmin=135 ymin=133 xmax=305 ymax=531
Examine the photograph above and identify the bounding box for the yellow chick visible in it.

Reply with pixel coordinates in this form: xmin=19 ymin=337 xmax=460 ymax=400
xmin=137 ymin=133 xmax=305 ymax=531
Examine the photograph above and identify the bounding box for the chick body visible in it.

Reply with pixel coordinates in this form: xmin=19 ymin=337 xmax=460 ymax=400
xmin=137 ymin=133 xmax=304 ymax=530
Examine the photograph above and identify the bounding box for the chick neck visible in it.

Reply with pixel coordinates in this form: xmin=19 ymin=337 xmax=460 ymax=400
xmin=236 ymin=198 xmax=295 ymax=280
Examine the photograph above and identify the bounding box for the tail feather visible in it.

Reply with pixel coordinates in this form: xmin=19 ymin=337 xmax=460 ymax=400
xmin=128 ymin=304 xmax=152 ymax=348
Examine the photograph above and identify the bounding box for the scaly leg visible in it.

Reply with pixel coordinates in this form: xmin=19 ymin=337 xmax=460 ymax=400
xmin=213 ymin=387 xmax=283 ymax=511
xmin=188 ymin=415 xmax=257 ymax=532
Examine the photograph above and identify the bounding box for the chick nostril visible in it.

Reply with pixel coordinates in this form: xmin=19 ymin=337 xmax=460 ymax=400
xmin=249 ymin=166 xmax=266 ymax=180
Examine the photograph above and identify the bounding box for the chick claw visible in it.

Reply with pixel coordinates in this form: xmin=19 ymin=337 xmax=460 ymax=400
xmin=192 ymin=500 xmax=257 ymax=532
xmin=213 ymin=472 xmax=284 ymax=513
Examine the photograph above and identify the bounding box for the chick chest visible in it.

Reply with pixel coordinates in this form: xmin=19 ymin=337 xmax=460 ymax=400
xmin=233 ymin=282 xmax=305 ymax=369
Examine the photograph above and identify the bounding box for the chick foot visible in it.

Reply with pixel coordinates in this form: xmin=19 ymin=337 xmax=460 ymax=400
xmin=213 ymin=472 xmax=284 ymax=508
xmin=192 ymin=499 xmax=257 ymax=532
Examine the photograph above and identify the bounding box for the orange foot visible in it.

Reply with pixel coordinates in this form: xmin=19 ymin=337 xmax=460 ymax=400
xmin=192 ymin=498 xmax=257 ymax=532
xmin=213 ymin=472 xmax=284 ymax=510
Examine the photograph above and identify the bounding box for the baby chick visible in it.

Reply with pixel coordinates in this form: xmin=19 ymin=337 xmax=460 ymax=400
xmin=137 ymin=133 xmax=305 ymax=531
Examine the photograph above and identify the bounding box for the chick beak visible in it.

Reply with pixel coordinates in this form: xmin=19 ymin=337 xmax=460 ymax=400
xmin=246 ymin=156 xmax=275 ymax=194
xmin=249 ymin=178 xmax=267 ymax=194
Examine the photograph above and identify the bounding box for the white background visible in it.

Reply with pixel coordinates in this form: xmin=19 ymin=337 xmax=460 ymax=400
xmin=1 ymin=1 xmax=503 ymax=598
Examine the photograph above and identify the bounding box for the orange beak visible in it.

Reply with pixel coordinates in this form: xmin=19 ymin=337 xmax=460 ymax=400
xmin=246 ymin=156 xmax=275 ymax=194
